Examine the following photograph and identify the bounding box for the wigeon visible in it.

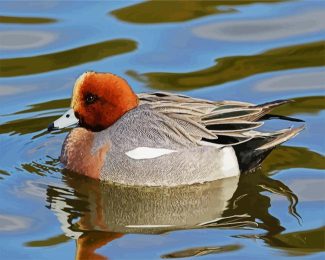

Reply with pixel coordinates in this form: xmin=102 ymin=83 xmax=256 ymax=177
xmin=48 ymin=72 xmax=304 ymax=186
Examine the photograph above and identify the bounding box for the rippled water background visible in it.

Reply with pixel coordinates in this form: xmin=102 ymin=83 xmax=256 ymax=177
xmin=0 ymin=1 xmax=324 ymax=259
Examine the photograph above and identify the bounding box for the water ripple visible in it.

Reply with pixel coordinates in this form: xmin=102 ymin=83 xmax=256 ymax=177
xmin=128 ymin=41 xmax=324 ymax=90
xmin=111 ymin=0 xmax=290 ymax=24
xmin=0 ymin=39 xmax=137 ymax=77
xmin=0 ymin=30 xmax=57 ymax=50
xmin=193 ymin=9 xmax=325 ymax=42
xmin=0 ymin=15 xmax=56 ymax=24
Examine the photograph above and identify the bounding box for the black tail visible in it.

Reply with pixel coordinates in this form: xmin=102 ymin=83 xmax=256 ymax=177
xmin=233 ymin=137 xmax=275 ymax=172
xmin=233 ymin=126 xmax=304 ymax=172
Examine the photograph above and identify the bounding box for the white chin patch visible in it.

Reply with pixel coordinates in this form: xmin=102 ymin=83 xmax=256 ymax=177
xmin=126 ymin=147 xmax=176 ymax=160
xmin=53 ymin=108 xmax=79 ymax=129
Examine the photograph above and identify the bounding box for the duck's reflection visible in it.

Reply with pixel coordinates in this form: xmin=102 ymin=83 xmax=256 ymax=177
xmin=45 ymin=169 xmax=299 ymax=259
xmin=47 ymin=174 xmax=240 ymax=235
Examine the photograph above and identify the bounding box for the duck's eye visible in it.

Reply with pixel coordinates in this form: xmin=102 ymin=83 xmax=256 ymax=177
xmin=85 ymin=94 xmax=97 ymax=105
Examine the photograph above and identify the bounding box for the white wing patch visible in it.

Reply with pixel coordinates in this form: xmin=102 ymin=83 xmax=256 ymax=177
xmin=126 ymin=147 xmax=177 ymax=160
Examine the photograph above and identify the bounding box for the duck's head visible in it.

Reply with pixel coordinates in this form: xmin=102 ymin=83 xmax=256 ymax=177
xmin=48 ymin=72 xmax=138 ymax=132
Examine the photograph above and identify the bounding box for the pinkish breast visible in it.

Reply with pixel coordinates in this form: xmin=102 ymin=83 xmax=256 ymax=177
xmin=60 ymin=128 xmax=109 ymax=179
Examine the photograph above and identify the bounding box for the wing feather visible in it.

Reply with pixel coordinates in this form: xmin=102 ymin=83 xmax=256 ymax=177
xmin=138 ymin=93 xmax=303 ymax=150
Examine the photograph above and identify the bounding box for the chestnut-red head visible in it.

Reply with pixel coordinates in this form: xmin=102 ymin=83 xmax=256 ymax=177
xmin=71 ymin=72 xmax=139 ymax=131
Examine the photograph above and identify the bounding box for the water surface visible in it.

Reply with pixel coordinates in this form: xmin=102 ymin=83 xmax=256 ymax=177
xmin=0 ymin=1 xmax=324 ymax=259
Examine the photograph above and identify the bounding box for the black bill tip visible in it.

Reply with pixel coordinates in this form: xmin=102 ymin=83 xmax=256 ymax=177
xmin=48 ymin=122 xmax=56 ymax=132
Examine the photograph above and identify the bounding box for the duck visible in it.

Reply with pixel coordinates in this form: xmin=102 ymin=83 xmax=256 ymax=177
xmin=48 ymin=71 xmax=304 ymax=186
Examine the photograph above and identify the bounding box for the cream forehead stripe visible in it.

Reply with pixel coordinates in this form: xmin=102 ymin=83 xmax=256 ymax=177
xmin=71 ymin=73 xmax=87 ymax=106
xmin=125 ymin=147 xmax=176 ymax=160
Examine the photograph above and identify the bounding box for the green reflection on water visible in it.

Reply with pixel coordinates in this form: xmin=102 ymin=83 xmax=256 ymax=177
xmin=263 ymin=226 xmax=325 ymax=256
xmin=0 ymin=98 xmax=70 ymax=135
xmin=13 ymin=99 xmax=70 ymax=115
xmin=111 ymin=0 xmax=288 ymax=24
xmin=0 ymin=169 xmax=10 ymax=180
xmin=24 ymin=234 xmax=70 ymax=247
xmin=0 ymin=39 xmax=137 ymax=77
xmin=262 ymin=146 xmax=325 ymax=172
xmin=0 ymin=115 xmax=60 ymax=136
xmin=0 ymin=15 xmax=57 ymax=24
xmin=273 ymin=96 xmax=325 ymax=116
xmin=128 ymin=41 xmax=325 ymax=90
xmin=20 ymin=158 xmax=61 ymax=176
xmin=223 ymin=170 xmax=298 ymax=235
